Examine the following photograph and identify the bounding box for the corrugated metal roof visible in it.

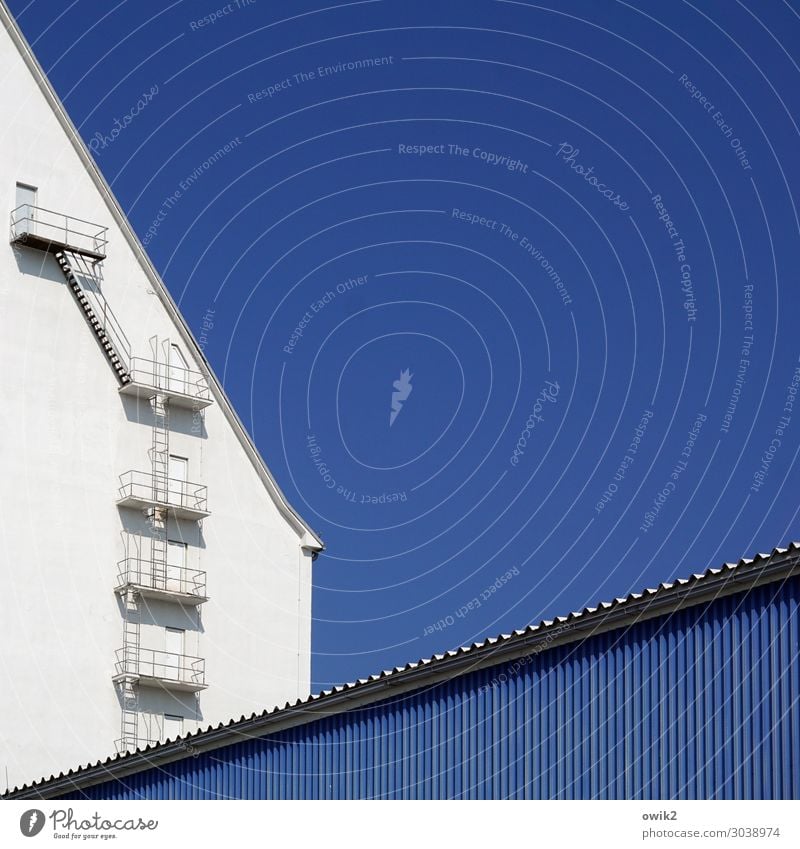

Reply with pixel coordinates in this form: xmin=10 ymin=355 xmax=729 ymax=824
xmin=5 ymin=542 xmax=800 ymax=798
xmin=65 ymin=577 xmax=800 ymax=800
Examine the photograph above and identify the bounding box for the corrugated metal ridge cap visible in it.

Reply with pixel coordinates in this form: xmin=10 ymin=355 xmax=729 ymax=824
xmin=5 ymin=541 xmax=799 ymax=798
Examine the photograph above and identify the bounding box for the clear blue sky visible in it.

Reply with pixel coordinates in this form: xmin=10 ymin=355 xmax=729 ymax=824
xmin=10 ymin=0 xmax=800 ymax=691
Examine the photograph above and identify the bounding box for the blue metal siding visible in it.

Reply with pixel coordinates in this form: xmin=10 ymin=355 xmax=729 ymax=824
xmin=64 ymin=578 xmax=800 ymax=800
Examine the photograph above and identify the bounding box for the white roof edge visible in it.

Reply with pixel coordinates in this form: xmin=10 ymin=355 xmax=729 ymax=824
xmin=0 ymin=1 xmax=323 ymax=551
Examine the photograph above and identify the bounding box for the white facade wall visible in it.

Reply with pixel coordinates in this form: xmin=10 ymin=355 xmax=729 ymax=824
xmin=0 ymin=5 xmax=320 ymax=792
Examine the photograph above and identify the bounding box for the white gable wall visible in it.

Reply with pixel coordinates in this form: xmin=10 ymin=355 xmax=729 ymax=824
xmin=0 ymin=5 xmax=318 ymax=791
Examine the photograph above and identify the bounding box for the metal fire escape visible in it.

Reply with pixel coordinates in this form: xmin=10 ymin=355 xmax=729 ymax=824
xmin=149 ymin=377 xmax=171 ymax=589
xmin=113 ymin=339 xmax=211 ymax=754
xmin=54 ymin=250 xmax=131 ymax=385
xmin=9 ymin=204 xmax=130 ymax=383
xmin=116 ymin=341 xmax=172 ymax=753
xmin=119 ymin=587 xmax=141 ymax=748
xmin=11 ymin=203 xmax=212 ymax=757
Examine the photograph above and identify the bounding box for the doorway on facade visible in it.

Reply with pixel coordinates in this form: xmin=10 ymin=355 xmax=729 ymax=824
xmin=168 ymin=455 xmax=188 ymax=506
xmin=15 ymin=182 xmax=37 ymax=234
xmin=164 ymin=627 xmax=184 ymax=680
xmin=166 ymin=539 xmax=187 ymax=593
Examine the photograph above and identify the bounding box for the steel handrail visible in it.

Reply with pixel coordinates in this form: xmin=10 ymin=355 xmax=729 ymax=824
xmin=127 ymin=357 xmax=210 ymax=399
xmin=118 ymin=470 xmax=208 ymax=511
xmin=117 ymin=556 xmax=207 ymax=597
xmin=78 ymin=276 xmax=131 ymax=365
xmin=115 ymin=647 xmax=205 ymax=684
xmin=10 ymin=203 xmax=108 ymax=244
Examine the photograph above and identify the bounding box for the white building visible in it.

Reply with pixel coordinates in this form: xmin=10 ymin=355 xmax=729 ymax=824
xmin=0 ymin=2 xmax=323 ymax=792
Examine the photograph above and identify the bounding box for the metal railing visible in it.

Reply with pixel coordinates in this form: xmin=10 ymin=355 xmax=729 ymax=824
xmin=10 ymin=203 xmax=108 ymax=257
xmin=115 ymin=647 xmax=205 ymax=687
xmin=127 ymin=357 xmax=211 ymax=402
xmin=118 ymin=531 xmax=207 ymax=596
xmin=71 ymin=261 xmax=132 ymax=368
xmin=117 ymin=557 xmax=207 ymax=598
xmin=118 ymin=471 xmax=208 ymax=514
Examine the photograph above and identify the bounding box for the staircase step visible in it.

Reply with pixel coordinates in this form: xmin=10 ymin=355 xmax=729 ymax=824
xmin=57 ymin=251 xmax=129 ymax=386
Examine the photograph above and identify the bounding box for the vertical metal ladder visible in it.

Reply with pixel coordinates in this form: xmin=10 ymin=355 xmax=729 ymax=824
xmin=118 ymin=587 xmax=141 ymax=752
xmin=117 ymin=340 xmax=176 ymax=752
xmin=149 ymin=390 xmax=170 ymax=590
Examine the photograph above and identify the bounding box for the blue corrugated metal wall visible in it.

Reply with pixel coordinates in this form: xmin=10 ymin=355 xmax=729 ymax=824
xmin=65 ymin=577 xmax=800 ymax=799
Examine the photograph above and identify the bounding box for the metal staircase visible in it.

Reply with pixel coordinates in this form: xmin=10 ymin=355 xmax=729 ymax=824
xmin=13 ymin=204 xmax=214 ymax=753
xmin=54 ymin=249 xmax=131 ymax=385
